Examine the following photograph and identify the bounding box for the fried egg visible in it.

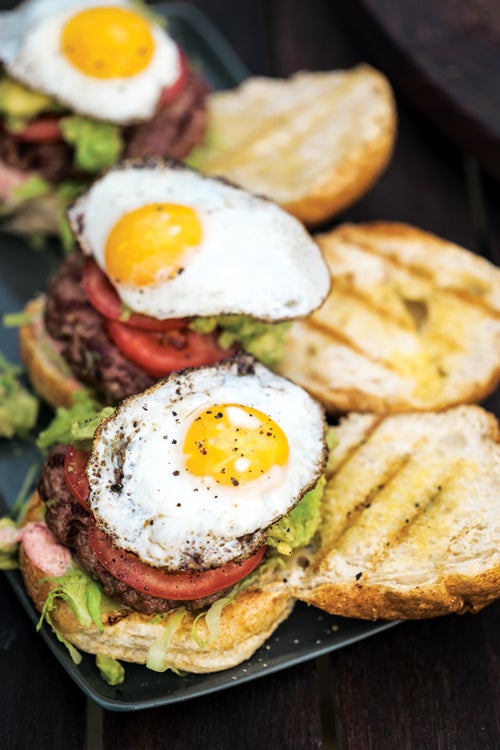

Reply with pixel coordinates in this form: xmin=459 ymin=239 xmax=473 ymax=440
xmin=68 ymin=160 xmax=331 ymax=320
xmin=86 ymin=354 xmax=327 ymax=570
xmin=0 ymin=0 xmax=181 ymax=124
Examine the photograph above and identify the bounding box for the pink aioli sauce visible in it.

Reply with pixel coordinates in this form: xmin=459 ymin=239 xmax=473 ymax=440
xmin=21 ymin=522 xmax=72 ymax=577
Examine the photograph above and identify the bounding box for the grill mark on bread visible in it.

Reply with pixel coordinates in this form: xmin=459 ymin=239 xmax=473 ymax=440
xmin=346 ymin=243 xmax=500 ymax=321
xmin=333 ymin=225 xmax=500 ymax=318
xmin=279 ymin=222 xmax=500 ymax=411
xmin=317 ymin=416 xmax=471 ymax=578
xmin=313 ymin=287 xmax=466 ymax=371
xmin=201 ymin=74 xmax=359 ymax=175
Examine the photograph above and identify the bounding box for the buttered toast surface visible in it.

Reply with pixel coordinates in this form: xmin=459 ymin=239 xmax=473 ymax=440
xmin=278 ymin=222 xmax=500 ymax=413
xmin=289 ymin=405 xmax=500 ymax=620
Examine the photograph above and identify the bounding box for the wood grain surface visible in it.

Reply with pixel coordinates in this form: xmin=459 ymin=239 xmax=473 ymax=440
xmin=337 ymin=0 xmax=500 ymax=181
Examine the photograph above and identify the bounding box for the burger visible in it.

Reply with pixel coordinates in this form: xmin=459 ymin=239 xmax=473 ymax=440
xmin=0 ymin=0 xmax=208 ymax=241
xmin=18 ymin=353 xmax=329 ymax=677
xmin=18 ymin=158 xmax=331 ymax=409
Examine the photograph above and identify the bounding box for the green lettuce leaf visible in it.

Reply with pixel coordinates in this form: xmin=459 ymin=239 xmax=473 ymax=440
xmin=36 ymin=391 xmax=113 ymax=450
xmin=37 ymin=565 xmax=118 ymax=664
xmin=146 ymin=608 xmax=187 ymax=673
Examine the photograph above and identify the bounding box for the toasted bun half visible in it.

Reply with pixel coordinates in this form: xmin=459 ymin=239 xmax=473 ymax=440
xmin=19 ymin=492 xmax=294 ymax=672
xmin=191 ymin=65 xmax=396 ymax=226
xmin=19 ymin=297 xmax=84 ymax=410
xmin=278 ymin=222 xmax=500 ymax=413
xmin=288 ymin=405 xmax=500 ymax=620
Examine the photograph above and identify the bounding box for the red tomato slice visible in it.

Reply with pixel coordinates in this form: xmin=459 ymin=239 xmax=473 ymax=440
xmin=157 ymin=48 xmax=190 ymax=108
xmin=105 ymin=318 xmax=236 ymax=377
xmin=64 ymin=445 xmax=90 ymax=512
xmin=81 ymin=258 xmax=187 ymax=332
xmin=89 ymin=515 xmax=266 ymax=600
xmin=14 ymin=116 xmax=62 ymax=143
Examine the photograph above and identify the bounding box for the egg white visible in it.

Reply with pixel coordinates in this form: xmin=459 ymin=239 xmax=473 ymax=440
xmin=0 ymin=0 xmax=181 ymax=124
xmin=68 ymin=161 xmax=331 ymax=320
xmin=86 ymin=356 xmax=327 ymax=570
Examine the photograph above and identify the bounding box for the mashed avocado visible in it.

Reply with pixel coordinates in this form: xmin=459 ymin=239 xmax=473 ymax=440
xmin=190 ymin=315 xmax=291 ymax=368
xmin=59 ymin=116 xmax=123 ymax=173
xmin=0 ymin=354 xmax=39 ymax=438
xmin=267 ymin=475 xmax=326 ymax=556
xmin=0 ymin=73 xmax=123 ymax=174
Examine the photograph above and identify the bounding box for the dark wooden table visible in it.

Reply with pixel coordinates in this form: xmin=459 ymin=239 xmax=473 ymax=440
xmin=1 ymin=1 xmax=499 ymax=748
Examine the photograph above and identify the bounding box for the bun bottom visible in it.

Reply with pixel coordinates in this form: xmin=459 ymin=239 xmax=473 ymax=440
xmin=19 ymin=493 xmax=295 ymax=673
xmin=19 ymin=297 xmax=85 ymax=410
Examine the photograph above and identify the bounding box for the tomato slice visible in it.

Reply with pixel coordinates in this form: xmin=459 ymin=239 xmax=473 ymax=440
xmin=157 ymin=48 xmax=190 ymax=108
xmin=81 ymin=258 xmax=187 ymax=331
xmin=105 ymin=318 xmax=236 ymax=377
xmin=64 ymin=445 xmax=90 ymax=512
xmin=14 ymin=116 xmax=62 ymax=143
xmin=89 ymin=515 xmax=266 ymax=600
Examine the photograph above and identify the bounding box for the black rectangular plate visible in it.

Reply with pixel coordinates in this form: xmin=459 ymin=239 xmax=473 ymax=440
xmin=0 ymin=2 xmax=397 ymax=712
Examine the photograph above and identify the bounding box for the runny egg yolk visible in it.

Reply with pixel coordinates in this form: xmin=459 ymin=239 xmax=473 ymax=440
xmin=183 ymin=404 xmax=290 ymax=486
xmin=104 ymin=203 xmax=202 ymax=286
xmin=61 ymin=7 xmax=155 ymax=78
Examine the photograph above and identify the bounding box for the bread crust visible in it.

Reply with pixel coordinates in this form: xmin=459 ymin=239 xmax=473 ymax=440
xmin=19 ymin=297 xmax=84 ymax=410
xmin=19 ymin=493 xmax=295 ymax=672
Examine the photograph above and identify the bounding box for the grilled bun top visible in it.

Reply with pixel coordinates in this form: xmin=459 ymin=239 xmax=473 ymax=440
xmin=278 ymin=222 xmax=500 ymax=413
xmin=189 ymin=65 xmax=396 ymax=226
xmin=288 ymin=404 xmax=500 ymax=619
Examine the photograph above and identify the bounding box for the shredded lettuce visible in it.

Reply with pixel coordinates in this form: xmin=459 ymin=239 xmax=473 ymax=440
xmin=190 ymin=556 xmax=285 ymax=648
xmin=37 ymin=565 xmax=119 ymax=664
xmin=36 ymin=391 xmax=113 ymax=450
xmin=59 ymin=116 xmax=123 ymax=173
xmin=146 ymin=608 xmax=187 ymax=673
xmin=189 ymin=315 xmax=291 ymax=368
xmin=191 ymin=595 xmax=232 ymax=649
xmin=96 ymin=654 xmax=125 ymax=686
xmin=2 ymin=310 xmax=36 ymax=328
xmin=0 ymin=353 xmax=39 ymax=438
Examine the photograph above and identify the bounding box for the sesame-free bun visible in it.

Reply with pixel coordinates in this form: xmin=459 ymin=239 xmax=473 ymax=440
xmin=18 ymin=296 xmax=84 ymax=410
xmin=20 ymin=492 xmax=295 ymax=673
xmin=287 ymin=405 xmax=500 ymax=619
xmin=191 ymin=65 xmax=396 ymax=226
xmin=278 ymin=222 xmax=500 ymax=413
